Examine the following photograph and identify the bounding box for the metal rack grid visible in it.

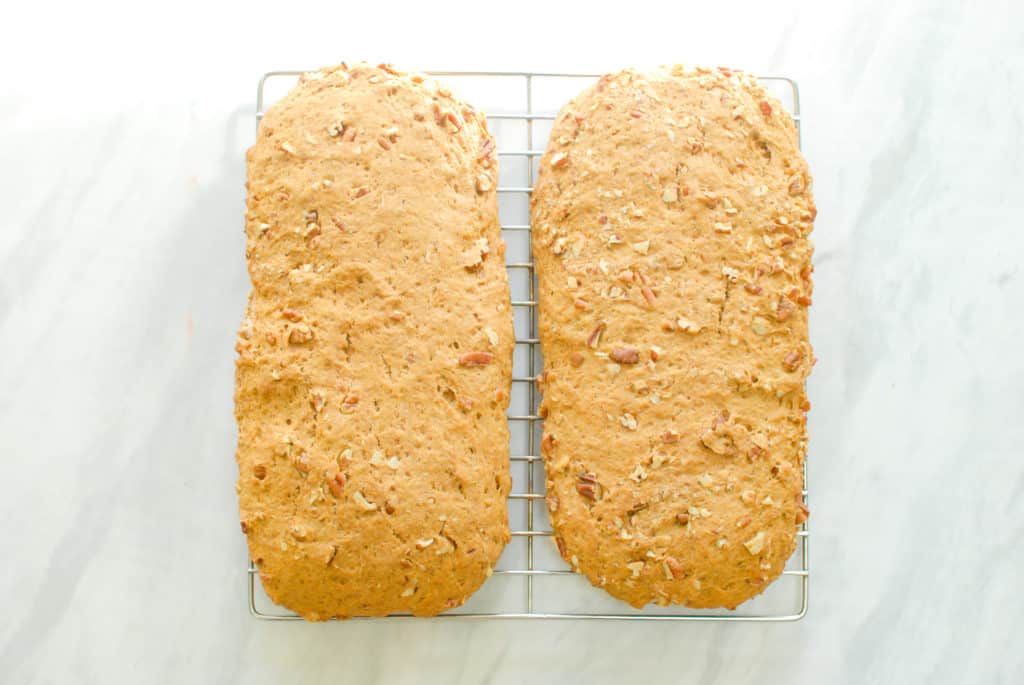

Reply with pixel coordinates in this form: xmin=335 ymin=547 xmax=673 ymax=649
xmin=248 ymin=68 xmax=809 ymax=621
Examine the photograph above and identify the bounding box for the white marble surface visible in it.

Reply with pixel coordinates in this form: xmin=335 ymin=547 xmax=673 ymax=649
xmin=2 ymin=0 xmax=1022 ymax=682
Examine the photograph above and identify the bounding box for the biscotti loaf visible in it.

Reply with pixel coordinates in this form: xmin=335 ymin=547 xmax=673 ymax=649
xmin=532 ymin=66 xmax=815 ymax=609
xmin=235 ymin=63 xmax=513 ymax=620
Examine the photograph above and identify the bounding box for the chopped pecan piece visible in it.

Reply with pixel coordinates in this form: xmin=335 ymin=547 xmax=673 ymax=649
xmin=796 ymin=501 xmax=810 ymax=524
xmin=541 ymin=433 xmax=555 ymax=452
xmin=328 ymin=472 xmax=346 ymax=497
xmin=575 ymin=472 xmax=601 ymax=500
xmin=744 ymin=531 xmax=766 ymax=555
xmin=458 ymin=351 xmax=493 ymax=367
xmin=711 ymin=409 xmax=730 ymax=429
xmin=586 ymin=322 xmax=607 ymax=348
xmin=701 ymin=410 xmax=736 ymax=455
xmin=640 ymin=285 xmax=657 ymax=306
xmin=479 ymin=136 xmax=496 ymax=158
xmin=609 ymin=347 xmax=640 ymax=364
xmin=445 ymin=111 xmax=462 ymax=131
xmin=776 ymin=295 xmax=796 ymax=322
xmin=287 ymin=324 xmax=313 ymax=345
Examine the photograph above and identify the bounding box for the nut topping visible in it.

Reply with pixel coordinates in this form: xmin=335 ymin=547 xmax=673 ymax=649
xmin=796 ymin=500 xmax=810 ymax=524
xmin=287 ymin=324 xmax=313 ymax=345
xmin=609 ymin=347 xmax=640 ymax=364
xmin=541 ymin=433 xmax=555 ymax=452
xmin=356 ymin=489 xmax=380 ymax=509
xmin=628 ymin=464 xmax=648 ymax=482
xmin=569 ymin=352 xmax=584 ymax=367
xmin=576 ymin=472 xmax=601 ymax=500
xmin=549 ymin=151 xmax=569 ymax=168
xmin=458 ymin=351 xmax=494 ymax=367
xmin=586 ymin=322 xmax=607 ymax=348
xmin=743 ymin=531 xmax=766 ymax=555
xmin=783 ymin=350 xmax=804 ymax=371
xmin=776 ymin=295 xmax=796 ymax=322
xmin=676 ymin=317 xmax=702 ymax=334
xmin=328 ymin=472 xmax=346 ymax=497
xmin=281 ymin=308 xmax=303 ymax=321
xmin=640 ymin=285 xmax=657 ymax=306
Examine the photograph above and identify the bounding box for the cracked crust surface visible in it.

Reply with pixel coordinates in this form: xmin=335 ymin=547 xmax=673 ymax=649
xmin=532 ymin=66 xmax=815 ymax=609
xmin=235 ymin=63 xmax=512 ymax=620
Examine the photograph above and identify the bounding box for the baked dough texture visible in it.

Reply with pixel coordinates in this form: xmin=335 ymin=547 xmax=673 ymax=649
xmin=532 ymin=66 xmax=815 ymax=609
xmin=235 ymin=63 xmax=512 ymax=620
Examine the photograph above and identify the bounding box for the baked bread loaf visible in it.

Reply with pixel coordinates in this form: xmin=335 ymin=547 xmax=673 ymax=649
xmin=235 ymin=63 xmax=512 ymax=620
xmin=532 ymin=66 xmax=815 ymax=609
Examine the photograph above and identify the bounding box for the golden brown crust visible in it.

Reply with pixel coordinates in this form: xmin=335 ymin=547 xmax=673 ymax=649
xmin=532 ymin=66 xmax=815 ymax=609
xmin=235 ymin=63 xmax=512 ymax=620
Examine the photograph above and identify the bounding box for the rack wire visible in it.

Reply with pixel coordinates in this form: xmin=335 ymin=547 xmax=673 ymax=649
xmin=248 ymin=68 xmax=809 ymax=621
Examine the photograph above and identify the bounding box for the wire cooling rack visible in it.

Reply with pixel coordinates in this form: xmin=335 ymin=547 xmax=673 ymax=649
xmin=248 ymin=68 xmax=809 ymax=621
